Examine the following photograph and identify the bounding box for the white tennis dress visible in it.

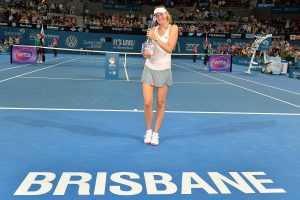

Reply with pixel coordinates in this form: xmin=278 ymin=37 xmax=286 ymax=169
xmin=145 ymin=25 xmax=171 ymax=70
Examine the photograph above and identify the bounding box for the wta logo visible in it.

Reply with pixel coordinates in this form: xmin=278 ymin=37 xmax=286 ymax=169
xmin=15 ymin=48 xmax=34 ymax=62
xmin=212 ymin=56 xmax=228 ymax=68
xmin=209 ymin=55 xmax=231 ymax=72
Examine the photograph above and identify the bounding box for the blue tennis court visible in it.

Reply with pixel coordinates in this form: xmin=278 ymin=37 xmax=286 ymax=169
xmin=0 ymin=52 xmax=299 ymax=200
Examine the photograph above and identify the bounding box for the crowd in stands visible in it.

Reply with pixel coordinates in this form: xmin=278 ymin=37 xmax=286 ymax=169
xmin=177 ymin=7 xmax=234 ymax=21
xmin=1 ymin=0 xmax=299 ymax=35
xmin=84 ymin=12 xmax=148 ymax=28
xmin=211 ymin=42 xmax=253 ymax=57
xmin=269 ymin=39 xmax=300 ymax=65
xmin=0 ymin=35 xmax=20 ymax=53
xmin=178 ymin=22 xmax=237 ymax=33
xmin=212 ymin=39 xmax=300 ymax=65
xmin=176 ymin=10 xmax=299 ymax=34
xmin=238 ymin=16 xmax=299 ymax=34
xmin=0 ymin=0 xmax=77 ymax=27
xmin=1 ymin=35 xmax=20 ymax=45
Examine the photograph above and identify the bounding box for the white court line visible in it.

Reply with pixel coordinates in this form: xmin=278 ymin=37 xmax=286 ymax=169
xmin=20 ymin=76 xmax=106 ymax=81
xmin=174 ymin=81 xmax=226 ymax=85
xmin=175 ymin=60 xmax=300 ymax=95
xmin=218 ymin=72 xmax=300 ymax=96
xmin=0 ymin=63 xmax=32 ymax=72
xmin=0 ymin=57 xmax=66 ymax=72
xmin=19 ymin=76 xmax=228 ymax=85
xmin=174 ymin=63 xmax=300 ymax=109
xmin=0 ymin=58 xmax=78 ymax=84
xmin=0 ymin=106 xmax=299 ymax=116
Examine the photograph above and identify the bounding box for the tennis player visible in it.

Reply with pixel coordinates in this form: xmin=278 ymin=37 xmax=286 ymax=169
xmin=35 ymin=33 xmax=43 ymax=64
xmin=142 ymin=6 xmax=178 ymax=146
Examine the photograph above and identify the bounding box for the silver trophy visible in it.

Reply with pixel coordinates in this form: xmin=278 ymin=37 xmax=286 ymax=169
xmin=141 ymin=15 xmax=157 ymax=56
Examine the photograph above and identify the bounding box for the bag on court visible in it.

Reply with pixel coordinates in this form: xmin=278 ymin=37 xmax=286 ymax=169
xmin=261 ymin=62 xmax=272 ymax=74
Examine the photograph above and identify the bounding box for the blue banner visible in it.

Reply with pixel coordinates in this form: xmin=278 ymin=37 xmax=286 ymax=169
xmin=271 ymin=6 xmax=300 ymax=14
xmin=232 ymin=56 xmax=251 ymax=66
xmin=105 ymin=53 xmax=119 ymax=80
xmin=2 ymin=27 xmax=299 ymax=54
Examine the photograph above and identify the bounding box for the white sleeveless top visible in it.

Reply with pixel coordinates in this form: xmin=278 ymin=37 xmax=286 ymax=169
xmin=145 ymin=25 xmax=171 ymax=70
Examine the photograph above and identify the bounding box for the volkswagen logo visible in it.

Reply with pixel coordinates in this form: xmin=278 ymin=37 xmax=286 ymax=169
xmin=65 ymin=36 xmax=78 ymax=48
xmin=19 ymin=29 xmax=25 ymax=34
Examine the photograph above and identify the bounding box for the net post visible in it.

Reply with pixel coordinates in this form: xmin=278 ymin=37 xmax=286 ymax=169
xmin=10 ymin=45 xmax=13 ymax=64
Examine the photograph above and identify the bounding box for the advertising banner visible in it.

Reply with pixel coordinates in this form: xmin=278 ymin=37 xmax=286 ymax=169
xmin=232 ymin=56 xmax=251 ymax=66
xmin=11 ymin=45 xmax=37 ymax=64
xmin=209 ymin=54 xmax=232 ymax=72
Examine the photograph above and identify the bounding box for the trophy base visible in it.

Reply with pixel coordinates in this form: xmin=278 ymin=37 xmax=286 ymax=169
xmin=141 ymin=42 xmax=154 ymax=55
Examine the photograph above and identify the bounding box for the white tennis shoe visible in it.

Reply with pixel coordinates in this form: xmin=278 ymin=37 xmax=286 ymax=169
xmin=144 ymin=129 xmax=152 ymax=144
xmin=151 ymin=132 xmax=159 ymax=146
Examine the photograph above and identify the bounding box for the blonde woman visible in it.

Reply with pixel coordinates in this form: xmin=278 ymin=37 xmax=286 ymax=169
xmin=142 ymin=6 xmax=178 ymax=146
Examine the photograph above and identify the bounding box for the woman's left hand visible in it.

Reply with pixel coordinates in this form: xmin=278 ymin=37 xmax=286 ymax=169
xmin=142 ymin=50 xmax=151 ymax=59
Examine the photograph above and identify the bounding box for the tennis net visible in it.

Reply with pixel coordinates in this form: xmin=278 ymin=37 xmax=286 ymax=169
xmin=11 ymin=45 xmax=207 ymax=81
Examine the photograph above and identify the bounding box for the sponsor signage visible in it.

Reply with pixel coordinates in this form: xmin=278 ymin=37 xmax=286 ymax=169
xmin=208 ymin=33 xmax=227 ymax=38
xmin=19 ymin=23 xmax=33 ymax=28
xmin=105 ymin=53 xmax=119 ymax=80
xmin=290 ymin=35 xmax=300 ymax=40
xmin=258 ymin=34 xmax=273 ymax=51
xmin=0 ymin=22 xmax=9 ymax=26
xmin=103 ymin=3 xmax=142 ymax=11
xmin=271 ymin=6 xmax=300 ymax=14
xmin=113 ymin=39 xmax=135 ymax=50
xmin=209 ymin=54 xmax=232 ymax=72
xmin=65 ymin=35 xmax=78 ymax=48
xmin=231 ymin=34 xmax=242 ymax=39
xmin=245 ymin=34 xmax=255 ymax=39
xmin=83 ymin=38 xmax=106 ymax=49
xmin=232 ymin=56 xmax=251 ymax=66
xmin=12 ymin=46 xmax=37 ymax=64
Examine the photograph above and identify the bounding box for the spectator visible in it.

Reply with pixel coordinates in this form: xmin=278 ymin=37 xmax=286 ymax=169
xmin=53 ymin=37 xmax=58 ymax=57
xmin=14 ymin=36 xmax=20 ymax=45
xmin=35 ymin=33 xmax=43 ymax=64
xmin=193 ymin=44 xmax=198 ymax=62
